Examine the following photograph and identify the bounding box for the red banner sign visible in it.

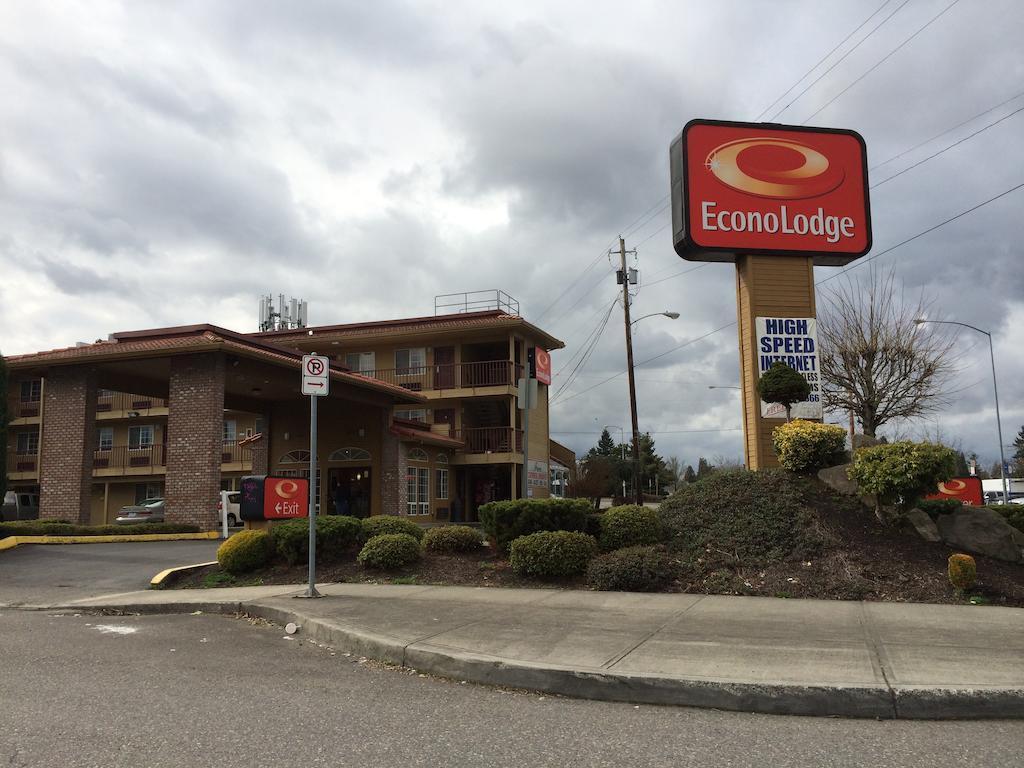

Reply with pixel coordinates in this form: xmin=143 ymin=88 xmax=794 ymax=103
xmin=923 ymin=477 xmax=983 ymax=507
xmin=534 ymin=347 xmax=552 ymax=385
xmin=671 ymin=119 xmax=871 ymax=265
xmin=264 ymin=477 xmax=309 ymax=519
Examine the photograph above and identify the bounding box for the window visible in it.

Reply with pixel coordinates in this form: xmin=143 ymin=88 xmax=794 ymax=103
xmin=223 ymin=420 xmax=237 ymax=444
xmin=16 ymin=431 xmax=39 ymax=455
xmin=406 ymin=467 xmax=430 ymax=515
xmin=436 ymin=453 xmax=449 ymax=464
xmin=279 ymin=450 xmax=311 ymax=464
xmin=395 ymin=348 xmax=425 ymax=375
xmin=254 ymin=417 xmax=265 ymax=435
xmin=327 ymin=447 xmax=371 ymax=462
xmin=407 ymin=447 xmax=428 ymax=462
xmin=128 ymin=425 xmax=154 ymax=450
xmin=97 ymin=427 xmax=113 ymax=451
xmin=436 ymin=468 xmax=449 ymax=500
xmin=344 ymin=352 xmax=375 ymax=373
xmin=20 ymin=380 xmax=41 ymax=403
xmin=395 ymin=408 xmax=427 ymax=423
xmin=134 ymin=483 xmax=163 ymax=505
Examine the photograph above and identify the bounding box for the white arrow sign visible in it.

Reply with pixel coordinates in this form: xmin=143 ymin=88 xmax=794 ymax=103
xmin=301 ymin=354 xmax=330 ymax=397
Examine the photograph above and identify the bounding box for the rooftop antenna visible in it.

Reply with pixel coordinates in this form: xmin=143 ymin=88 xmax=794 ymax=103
xmin=259 ymin=294 xmax=308 ymax=331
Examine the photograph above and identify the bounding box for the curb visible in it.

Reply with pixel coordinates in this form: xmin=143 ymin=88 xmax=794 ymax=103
xmin=150 ymin=561 xmax=219 ymax=588
xmin=46 ymin=597 xmax=1024 ymax=721
xmin=0 ymin=531 xmax=220 ymax=551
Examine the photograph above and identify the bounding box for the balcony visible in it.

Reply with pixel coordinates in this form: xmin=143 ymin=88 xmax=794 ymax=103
xmin=454 ymin=427 xmax=523 ymax=454
xmin=93 ymin=445 xmax=166 ymax=472
xmin=356 ymin=360 xmax=521 ymax=392
xmin=96 ymin=392 xmax=167 ymax=413
xmin=7 ymin=398 xmax=41 ymax=420
xmin=6 ymin=449 xmax=39 ymax=476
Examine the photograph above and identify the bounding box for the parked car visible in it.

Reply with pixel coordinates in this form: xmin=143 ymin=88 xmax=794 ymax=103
xmin=114 ymin=498 xmax=165 ymax=525
xmin=1 ymin=491 xmax=40 ymax=522
xmin=217 ymin=492 xmax=241 ymax=527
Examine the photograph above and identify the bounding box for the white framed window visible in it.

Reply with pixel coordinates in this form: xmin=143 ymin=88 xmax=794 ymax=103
xmin=128 ymin=425 xmax=154 ymax=450
xmin=345 ymin=352 xmax=375 ymax=373
xmin=436 ymin=468 xmax=449 ymax=500
xmin=408 ymin=447 xmax=428 ymax=462
xmin=327 ymin=447 xmax=371 ymax=462
xmin=223 ymin=419 xmax=237 ymax=444
xmin=16 ymin=431 xmax=39 ymax=455
xmin=406 ymin=467 xmax=430 ymax=515
xmin=436 ymin=453 xmax=449 ymax=464
xmin=134 ymin=483 xmax=163 ymax=505
xmin=395 ymin=348 xmax=425 ymax=376
xmin=20 ymin=380 xmax=41 ymax=403
xmin=395 ymin=408 xmax=427 ymax=423
xmin=97 ymin=427 xmax=113 ymax=451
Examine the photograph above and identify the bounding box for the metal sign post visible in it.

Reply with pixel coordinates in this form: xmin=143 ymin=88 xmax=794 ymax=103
xmin=517 ymin=376 xmax=537 ymax=498
xmin=300 ymin=354 xmax=329 ymax=599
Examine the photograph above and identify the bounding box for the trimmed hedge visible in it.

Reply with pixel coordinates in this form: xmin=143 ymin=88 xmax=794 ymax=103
xmin=586 ymin=545 xmax=676 ymax=592
xmin=217 ymin=530 xmax=272 ymax=574
xmin=0 ymin=521 xmax=201 ymax=539
xmin=848 ymin=441 xmax=957 ymax=510
xmin=362 ymin=515 xmax=425 ymax=542
xmin=422 ymin=525 xmax=483 ymax=554
xmin=479 ymin=498 xmax=592 ymax=553
xmin=772 ymin=420 xmax=847 ymax=473
xmin=269 ymin=516 xmax=362 ymax=565
xmin=658 ymin=469 xmax=823 ymax=563
xmin=599 ymin=505 xmax=663 ymax=551
xmin=508 ymin=530 xmax=598 ymax=578
xmin=990 ymin=505 xmax=1024 ymax=534
xmin=915 ymin=498 xmax=963 ymax=518
xmin=357 ymin=533 xmax=422 ymax=569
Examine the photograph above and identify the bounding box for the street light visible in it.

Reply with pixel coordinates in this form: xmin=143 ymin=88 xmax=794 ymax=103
xmin=622 ymin=306 xmax=680 ymax=504
xmin=914 ymin=318 xmax=1009 ymax=504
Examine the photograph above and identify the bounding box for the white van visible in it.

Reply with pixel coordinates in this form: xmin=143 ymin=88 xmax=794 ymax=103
xmin=1 ymin=491 xmax=40 ymax=522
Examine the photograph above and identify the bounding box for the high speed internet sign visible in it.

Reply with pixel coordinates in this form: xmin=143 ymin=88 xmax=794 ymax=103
xmin=301 ymin=354 xmax=330 ymax=396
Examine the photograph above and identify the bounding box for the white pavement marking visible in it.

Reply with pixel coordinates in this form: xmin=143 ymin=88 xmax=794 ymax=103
xmin=94 ymin=624 xmax=138 ymax=635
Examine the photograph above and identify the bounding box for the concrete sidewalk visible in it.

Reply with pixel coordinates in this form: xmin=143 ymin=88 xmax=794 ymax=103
xmin=21 ymin=583 xmax=1024 ymax=720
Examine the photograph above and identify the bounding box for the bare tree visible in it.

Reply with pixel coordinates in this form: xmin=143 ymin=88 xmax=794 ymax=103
xmin=665 ymin=456 xmax=682 ymax=492
xmin=818 ymin=268 xmax=958 ymax=437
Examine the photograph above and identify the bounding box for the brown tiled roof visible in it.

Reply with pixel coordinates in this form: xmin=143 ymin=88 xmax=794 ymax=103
xmin=251 ymin=310 xmax=565 ymax=350
xmin=7 ymin=325 xmax=424 ymax=404
xmin=390 ymin=423 xmax=465 ymax=449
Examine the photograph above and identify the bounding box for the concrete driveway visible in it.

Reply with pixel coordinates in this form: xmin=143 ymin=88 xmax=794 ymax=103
xmin=0 ymin=540 xmax=221 ymax=605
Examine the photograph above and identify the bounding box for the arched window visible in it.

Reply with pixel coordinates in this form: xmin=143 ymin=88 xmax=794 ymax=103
xmin=436 ymin=453 xmax=449 ymax=464
xmin=408 ymin=447 xmax=428 ymax=462
xmin=327 ymin=447 xmax=371 ymax=462
xmin=279 ymin=450 xmax=310 ymax=464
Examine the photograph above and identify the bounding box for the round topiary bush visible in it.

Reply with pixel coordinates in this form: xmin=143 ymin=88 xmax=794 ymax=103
xmin=772 ymin=420 xmax=847 ymax=473
xmin=948 ymin=553 xmax=977 ymax=592
xmin=508 ymin=530 xmax=598 ymax=579
xmin=217 ymin=529 xmax=272 ymax=574
xmin=586 ymin=545 xmax=676 ymax=592
xmin=599 ymin=505 xmax=663 ymax=551
xmin=362 ymin=515 xmax=425 ymax=542
xmin=848 ymin=441 xmax=957 ymax=513
xmin=357 ymin=533 xmax=422 ymax=569
xmin=422 ymin=525 xmax=483 ymax=554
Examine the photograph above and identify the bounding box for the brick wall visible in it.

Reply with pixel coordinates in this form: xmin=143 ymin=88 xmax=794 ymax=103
xmin=379 ymin=410 xmax=407 ymax=516
xmin=165 ymin=353 xmax=225 ymax=529
xmin=248 ymin=414 xmax=270 ymax=475
xmin=39 ymin=367 xmax=97 ymax=522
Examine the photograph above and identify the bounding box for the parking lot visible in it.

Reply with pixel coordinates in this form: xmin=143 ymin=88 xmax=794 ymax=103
xmin=0 ymin=540 xmax=222 ymax=605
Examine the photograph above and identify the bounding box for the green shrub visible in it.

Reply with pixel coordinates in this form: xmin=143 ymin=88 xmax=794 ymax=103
xmin=584 ymin=512 xmax=603 ymax=539
xmin=599 ymin=505 xmax=663 ymax=551
xmin=848 ymin=442 xmax=957 ymax=510
xmin=269 ymin=516 xmax=362 ymax=565
xmin=0 ymin=521 xmax=201 ymax=539
xmin=772 ymin=420 xmax=847 ymax=473
xmin=508 ymin=530 xmax=598 ymax=578
xmin=362 ymin=515 xmax=425 ymax=542
xmin=658 ymin=469 xmax=822 ymax=563
xmin=990 ymin=505 xmax=1024 ymax=534
xmin=217 ymin=529 xmax=272 ymax=574
xmin=915 ymin=498 xmax=964 ymax=518
xmin=948 ymin=553 xmax=977 ymax=592
xmin=586 ymin=545 xmax=675 ymax=592
xmin=422 ymin=525 xmax=483 ymax=553
xmin=357 ymin=533 xmax=422 ymax=569
xmin=478 ymin=498 xmax=592 ymax=553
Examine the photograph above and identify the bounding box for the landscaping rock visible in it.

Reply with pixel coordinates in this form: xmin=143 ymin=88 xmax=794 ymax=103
xmin=936 ymin=508 xmax=1024 ymax=563
xmin=817 ymin=464 xmax=859 ymax=496
xmin=905 ymin=508 xmax=941 ymax=542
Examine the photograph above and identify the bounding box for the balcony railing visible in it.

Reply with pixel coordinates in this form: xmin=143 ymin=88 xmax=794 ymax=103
xmin=93 ymin=444 xmax=166 ymax=470
xmin=96 ymin=392 xmax=167 ymax=412
xmin=7 ymin=398 xmax=41 ymax=419
xmin=454 ymin=427 xmax=523 ymax=454
xmin=355 ymin=360 xmax=521 ymax=391
xmin=6 ymin=449 xmax=39 ymax=474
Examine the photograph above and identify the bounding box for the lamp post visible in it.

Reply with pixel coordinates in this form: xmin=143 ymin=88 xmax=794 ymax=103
xmin=914 ymin=318 xmax=1009 ymax=505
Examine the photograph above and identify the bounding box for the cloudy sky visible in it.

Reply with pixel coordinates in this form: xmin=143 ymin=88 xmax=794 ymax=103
xmin=2 ymin=0 xmax=1022 ymax=469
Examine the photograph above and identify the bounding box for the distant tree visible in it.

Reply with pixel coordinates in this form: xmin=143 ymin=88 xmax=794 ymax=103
xmin=638 ymin=433 xmax=673 ymax=495
xmin=0 ymin=352 xmax=6 ymax=502
xmin=968 ymin=452 xmax=990 ymax=479
xmin=953 ymin=450 xmax=970 ymax=477
xmin=818 ymin=268 xmax=957 ymax=437
xmin=990 ymin=461 xmax=1003 ymax=480
xmin=595 ymin=429 xmax=617 ymax=457
xmin=1013 ymin=425 xmax=1024 ymax=475
xmin=712 ymin=454 xmax=745 ymax=470
xmin=665 ymin=456 xmax=682 ymax=492
xmin=683 ymin=465 xmax=697 ymax=484
xmin=757 ymin=362 xmax=810 ymax=422
xmin=696 ymin=457 xmax=714 ymax=480
xmin=573 ymin=456 xmax=613 ymax=507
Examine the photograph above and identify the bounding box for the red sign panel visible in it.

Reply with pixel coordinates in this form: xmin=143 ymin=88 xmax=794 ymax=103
xmin=534 ymin=347 xmax=552 ymax=385
xmin=923 ymin=477 xmax=983 ymax=507
xmin=670 ymin=119 xmax=871 ymax=266
xmin=264 ymin=477 xmax=309 ymax=519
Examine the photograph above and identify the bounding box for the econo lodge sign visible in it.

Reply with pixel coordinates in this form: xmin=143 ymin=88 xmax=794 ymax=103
xmin=670 ymin=119 xmax=871 ymax=266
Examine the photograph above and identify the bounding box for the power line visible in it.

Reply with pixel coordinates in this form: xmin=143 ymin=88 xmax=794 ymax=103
xmin=621 ymin=196 xmax=670 ymax=239
xmin=551 ymin=427 xmax=742 ymax=435
xmin=553 ymin=297 xmax=618 ymax=378
xmin=754 ymin=0 xmax=893 ymax=121
xmin=768 ymin=0 xmax=912 ymax=121
xmin=543 ymin=266 xmax=618 ymax=329
xmin=801 ymin=0 xmax=962 ymax=124
xmin=645 ymin=262 xmax=710 ymax=289
xmin=551 ymin=299 xmax=618 ymax=404
xmin=534 ymin=249 xmax=609 ymax=322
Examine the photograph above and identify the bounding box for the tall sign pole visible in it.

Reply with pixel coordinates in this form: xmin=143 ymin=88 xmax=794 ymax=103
xmin=618 ymin=237 xmax=643 ymax=504
xmin=300 ymin=353 xmax=329 ymax=598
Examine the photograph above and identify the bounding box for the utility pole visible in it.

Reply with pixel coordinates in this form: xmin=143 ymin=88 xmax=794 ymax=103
xmin=616 ymin=235 xmax=643 ymax=505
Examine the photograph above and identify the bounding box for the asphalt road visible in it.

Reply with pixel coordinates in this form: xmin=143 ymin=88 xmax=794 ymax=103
xmin=0 ymin=541 xmax=221 ymax=604
xmin=1 ymin=611 xmax=1021 ymax=768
